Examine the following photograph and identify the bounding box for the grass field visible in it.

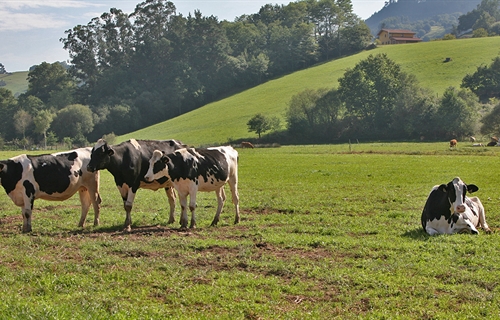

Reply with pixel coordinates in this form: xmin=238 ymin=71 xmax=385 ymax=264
xmin=1 ymin=142 xmax=500 ymax=318
xmin=0 ymin=71 xmax=29 ymax=96
xmin=119 ymin=37 xmax=500 ymax=146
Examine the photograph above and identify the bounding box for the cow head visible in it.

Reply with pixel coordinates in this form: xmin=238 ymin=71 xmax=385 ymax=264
xmin=439 ymin=177 xmax=479 ymax=234
xmin=87 ymin=139 xmax=114 ymax=172
xmin=144 ymin=150 xmax=170 ymax=182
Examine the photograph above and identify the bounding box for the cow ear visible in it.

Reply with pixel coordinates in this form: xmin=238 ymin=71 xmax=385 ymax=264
xmin=438 ymin=184 xmax=447 ymax=192
xmin=467 ymin=184 xmax=479 ymax=193
xmin=161 ymin=155 xmax=169 ymax=164
xmin=107 ymin=148 xmax=114 ymax=156
xmin=0 ymin=163 xmax=4 ymax=172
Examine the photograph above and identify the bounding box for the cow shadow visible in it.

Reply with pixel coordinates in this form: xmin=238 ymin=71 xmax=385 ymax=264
xmin=402 ymin=227 xmax=430 ymax=240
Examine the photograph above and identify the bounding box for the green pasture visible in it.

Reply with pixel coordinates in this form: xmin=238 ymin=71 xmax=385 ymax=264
xmin=0 ymin=71 xmax=28 ymax=96
xmin=1 ymin=143 xmax=500 ymax=318
xmin=119 ymin=37 xmax=500 ymax=146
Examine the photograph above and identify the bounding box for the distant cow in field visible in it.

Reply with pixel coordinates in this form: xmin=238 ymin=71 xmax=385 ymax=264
xmin=0 ymin=148 xmax=101 ymax=233
xmin=241 ymin=141 xmax=254 ymax=149
xmin=469 ymin=136 xmax=476 ymax=143
xmin=421 ymin=177 xmax=491 ymax=235
xmin=87 ymin=139 xmax=185 ymax=231
xmin=144 ymin=146 xmax=240 ymax=229
xmin=449 ymin=139 xmax=457 ymax=148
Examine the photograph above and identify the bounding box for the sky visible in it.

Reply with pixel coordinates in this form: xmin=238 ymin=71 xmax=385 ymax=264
xmin=0 ymin=0 xmax=385 ymax=72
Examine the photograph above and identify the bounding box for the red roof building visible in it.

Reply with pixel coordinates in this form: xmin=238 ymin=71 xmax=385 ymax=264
xmin=377 ymin=29 xmax=422 ymax=45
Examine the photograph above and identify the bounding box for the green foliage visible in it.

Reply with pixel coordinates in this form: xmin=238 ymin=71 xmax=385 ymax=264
xmin=462 ymin=56 xmax=500 ymax=101
xmin=338 ymin=53 xmax=414 ymax=138
xmin=442 ymin=33 xmax=456 ymax=40
xmin=25 ymin=62 xmax=75 ymax=105
xmin=436 ymin=87 xmax=479 ymax=138
xmin=51 ymin=104 xmax=94 ymax=140
xmin=480 ymin=100 xmax=500 ymax=134
xmin=247 ymin=113 xmax=275 ymax=139
xmin=473 ymin=27 xmax=489 ymax=37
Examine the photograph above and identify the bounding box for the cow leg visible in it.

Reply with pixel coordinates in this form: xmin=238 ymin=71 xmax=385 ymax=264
xmin=229 ymin=178 xmax=240 ymax=225
xmin=77 ymin=189 xmax=92 ymax=228
xmin=121 ymin=187 xmax=136 ymax=232
xmin=210 ymin=187 xmax=226 ymax=227
xmin=22 ymin=207 xmax=33 ymax=233
xmin=164 ymin=187 xmax=176 ymax=224
xmin=188 ymin=191 xmax=198 ymax=229
xmin=470 ymin=197 xmax=491 ymax=233
xmin=89 ymin=171 xmax=102 ymax=226
xmin=22 ymin=186 xmax=35 ymax=233
xmin=178 ymin=192 xmax=189 ymax=229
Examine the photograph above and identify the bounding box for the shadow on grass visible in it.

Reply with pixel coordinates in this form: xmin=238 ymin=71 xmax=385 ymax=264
xmin=402 ymin=228 xmax=430 ymax=240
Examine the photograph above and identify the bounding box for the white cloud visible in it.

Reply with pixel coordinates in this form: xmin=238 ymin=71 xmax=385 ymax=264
xmin=0 ymin=10 xmax=69 ymax=31
xmin=1 ymin=0 xmax=99 ymax=10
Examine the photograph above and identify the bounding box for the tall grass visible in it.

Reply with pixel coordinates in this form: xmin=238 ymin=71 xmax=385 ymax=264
xmin=119 ymin=37 xmax=500 ymax=146
xmin=0 ymin=143 xmax=499 ymax=318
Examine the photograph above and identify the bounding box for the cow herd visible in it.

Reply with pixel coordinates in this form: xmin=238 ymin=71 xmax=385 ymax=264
xmin=0 ymin=139 xmax=493 ymax=236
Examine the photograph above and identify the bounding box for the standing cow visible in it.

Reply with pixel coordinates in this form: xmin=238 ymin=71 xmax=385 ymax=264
xmin=144 ymin=146 xmax=240 ymax=229
xmin=421 ymin=177 xmax=491 ymax=235
xmin=87 ymin=139 xmax=185 ymax=231
xmin=0 ymin=148 xmax=101 ymax=233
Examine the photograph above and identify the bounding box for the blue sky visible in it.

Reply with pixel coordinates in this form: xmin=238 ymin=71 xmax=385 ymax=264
xmin=0 ymin=0 xmax=385 ymax=72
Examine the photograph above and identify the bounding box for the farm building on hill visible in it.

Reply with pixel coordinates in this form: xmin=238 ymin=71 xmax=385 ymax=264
xmin=377 ymin=29 xmax=422 ymax=45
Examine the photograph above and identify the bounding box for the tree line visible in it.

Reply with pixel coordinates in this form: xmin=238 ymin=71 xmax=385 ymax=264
xmin=0 ymin=0 xmax=372 ymax=149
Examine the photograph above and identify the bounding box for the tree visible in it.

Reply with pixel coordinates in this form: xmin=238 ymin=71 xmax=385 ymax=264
xmin=25 ymin=62 xmax=75 ymax=105
xmin=0 ymin=88 xmax=18 ymax=140
xmin=33 ymin=110 xmax=54 ymax=149
xmin=435 ymin=87 xmax=479 ymax=138
xmin=338 ymin=53 xmax=411 ymax=138
xmin=0 ymin=63 xmax=6 ymax=74
xmin=461 ymin=56 xmax=500 ymax=101
xmin=14 ymin=110 xmax=32 ymax=139
xmin=51 ymin=104 xmax=94 ymax=140
xmin=247 ymin=113 xmax=276 ymax=138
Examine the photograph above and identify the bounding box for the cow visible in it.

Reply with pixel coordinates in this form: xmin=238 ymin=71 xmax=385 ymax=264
xmin=144 ymin=146 xmax=240 ymax=229
xmin=449 ymin=139 xmax=457 ymax=148
xmin=87 ymin=139 xmax=185 ymax=231
xmin=421 ymin=177 xmax=491 ymax=235
xmin=241 ymin=141 xmax=254 ymax=149
xmin=0 ymin=148 xmax=101 ymax=233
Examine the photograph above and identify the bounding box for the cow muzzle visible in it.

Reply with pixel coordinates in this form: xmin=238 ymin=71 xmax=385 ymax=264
xmin=455 ymin=204 xmax=466 ymax=213
xmin=87 ymin=165 xmax=96 ymax=173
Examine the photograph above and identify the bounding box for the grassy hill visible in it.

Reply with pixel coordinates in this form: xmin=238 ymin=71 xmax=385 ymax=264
xmin=118 ymin=37 xmax=500 ymax=146
xmin=0 ymin=71 xmax=28 ymax=96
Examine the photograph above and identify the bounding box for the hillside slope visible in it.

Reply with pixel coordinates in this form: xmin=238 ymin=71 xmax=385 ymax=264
xmin=0 ymin=71 xmax=29 ymax=96
xmin=118 ymin=37 xmax=500 ymax=146
xmin=365 ymin=0 xmax=480 ymax=34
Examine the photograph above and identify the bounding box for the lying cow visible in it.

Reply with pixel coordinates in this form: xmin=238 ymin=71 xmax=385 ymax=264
xmin=0 ymin=148 xmax=101 ymax=233
xmin=144 ymin=146 xmax=240 ymax=229
xmin=421 ymin=177 xmax=491 ymax=235
xmin=87 ymin=139 xmax=185 ymax=231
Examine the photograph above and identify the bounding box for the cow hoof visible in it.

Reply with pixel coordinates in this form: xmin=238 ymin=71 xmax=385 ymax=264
xmin=485 ymin=228 xmax=492 ymax=234
xmin=234 ymin=219 xmax=240 ymax=225
xmin=123 ymin=226 xmax=132 ymax=233
xmin=167 ymin=218 xmax=175 ymax=224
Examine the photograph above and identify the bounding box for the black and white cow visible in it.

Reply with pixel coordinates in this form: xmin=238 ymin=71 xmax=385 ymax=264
xmin=144 ymin=146 xmax=240 ymax=229
xmin=421 ymin=177 xmax=491 ymax=235
xmin=87 ymin=139 xmax=185 ymax=231
xmin=0 ymin=148 xmax=101 ymax=233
